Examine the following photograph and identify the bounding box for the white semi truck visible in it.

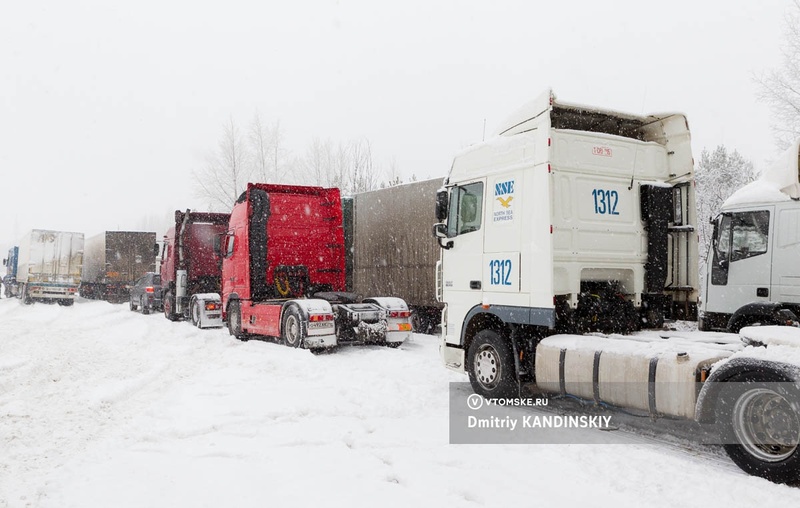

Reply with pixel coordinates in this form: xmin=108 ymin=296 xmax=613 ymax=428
xmin=434 ymin=90 xmax=800 ymax=482
xmin=700 ymin=139 xmax=800 ymax=333
xmin=3 ymin=230 xmax=84 ymax=305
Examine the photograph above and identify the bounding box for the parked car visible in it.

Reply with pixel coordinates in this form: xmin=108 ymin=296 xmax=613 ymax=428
xmin=129 ymin=272 xmax=162 ymax=314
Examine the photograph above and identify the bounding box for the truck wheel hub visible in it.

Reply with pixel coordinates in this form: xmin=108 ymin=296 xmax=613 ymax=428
xmin=734 ymin=388 xmax=800 ymax=462
xmin=475 ymin=345 xmax=500 ymax=388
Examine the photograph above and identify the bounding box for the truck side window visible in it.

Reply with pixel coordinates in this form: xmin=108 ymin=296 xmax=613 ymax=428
xmin=730 ymin=211 xmax=769 ymax=262
xmin=224 ymin=233 xmax=235 ymax=258
xmin=447 ymin=182 xmax=484 ymax=237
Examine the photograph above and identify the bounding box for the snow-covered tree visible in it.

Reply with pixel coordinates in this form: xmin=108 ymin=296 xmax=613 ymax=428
xmin=694 ymin=145 xmax=758 ymax=266
xmin=756 ymin=0 xmax=800 ymax=150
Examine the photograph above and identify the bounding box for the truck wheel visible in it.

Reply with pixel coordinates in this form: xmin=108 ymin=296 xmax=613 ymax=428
xmin=467 ymin=329 xmax=517 ymax=399
xmin=141 ymin=297 xmax=150 ymax=315
xmin=191 ymin=299 xmax=201 ymax=327
xmin=163 ymin=290 xmax=178 ymax=321
xmin=57 ymin=299 xmax=74 ymax=307
xmin=227 ymin=300 xmax=247 ymax=341
xmin=130 ymin=297 xmax=138 ymax=311
xmin=717 ymin=370 xmax=800 ymax=483
xmin=282 ymin=306 xmax=305 ymax=348
xmin=21 ymin=285 xmax=32 ymax=305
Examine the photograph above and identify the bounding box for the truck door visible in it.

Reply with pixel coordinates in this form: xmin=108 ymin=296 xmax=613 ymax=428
xmin=441 ymin=180 xmax=486 ymax=345
xmin=770 ymin=206 xmax=800 ymax=304
xmin=706 ymin=209 xmax=772 ymax=315
xmin=222 ymin=223 xmax=248 ymax=302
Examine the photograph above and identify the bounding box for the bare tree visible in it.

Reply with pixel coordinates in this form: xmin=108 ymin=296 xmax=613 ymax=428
xmin=756 ymin=0 xmax=800 ymax=150
xmin=268 ymin=120 xmax=290 ymax=182
xmin=301 ymin=137 xmax=334 ymax=186
xmin=249 ymin=112 xmax=270 ymax=182
xmin=193 ymin=117 xmax=250 ymax=210
xmin=348 ymin=138 xmax=380 ymax=193
xmin=381 ymin=157 xmax=403 ymax=188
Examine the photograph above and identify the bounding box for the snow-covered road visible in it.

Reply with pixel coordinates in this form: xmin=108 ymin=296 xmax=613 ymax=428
xmin=2 ymin=298 xmax=799 ymax=507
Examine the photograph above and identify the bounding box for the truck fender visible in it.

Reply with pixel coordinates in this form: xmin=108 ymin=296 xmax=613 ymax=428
xmin=727 ymin=302 xmax=798 ymax=333
xmin=281 ymin=298 xmax=334 ymax=323
xmin=695 ymin=357 xmax=800 ymax=423
xmin=362 ymin=297 xmax=409 ymax=314
xmin=223 ymin=293 xmax=242 ymax=320
xmin=459 ymin=304 xmax=553 ymax=347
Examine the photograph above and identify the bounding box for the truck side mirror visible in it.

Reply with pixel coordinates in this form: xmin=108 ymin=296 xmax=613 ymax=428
xmin=435 ymin=188 xmax=449 ymax=222
xmin=432 ymin=223 xmax=453 ymax=250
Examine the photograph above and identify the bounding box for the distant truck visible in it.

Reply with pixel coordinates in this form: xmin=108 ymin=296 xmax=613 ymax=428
xmin=2 ymin=246 xmax=19 ymax=298
xmin=160 ymin=210 xmax=229 ymax=327
xmin=700 ymin=139 xmax=800 ymax=332
xmin=222 ymin=183 xmax=412 ymax=352
xmin=344 ymin=178 xmax=444 ymax=334
xmin=80 ymin=231 xmax=158 ymax=303
xmin=2 ymin=230 xmax=84 ymax=305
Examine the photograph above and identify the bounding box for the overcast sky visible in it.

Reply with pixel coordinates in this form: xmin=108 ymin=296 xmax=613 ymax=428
xmin=0 ymin=0 xmax=792 ymax=255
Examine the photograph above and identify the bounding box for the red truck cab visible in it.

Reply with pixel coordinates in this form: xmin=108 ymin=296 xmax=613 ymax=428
xmin=222 ymin=183 xmax=412 ymax=352
xmin=160 ymin=210 xmax=230 ymax=325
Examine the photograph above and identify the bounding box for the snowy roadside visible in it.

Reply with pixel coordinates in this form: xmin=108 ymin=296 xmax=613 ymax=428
xmin=2 ymin=298 xmax=799 ymax=507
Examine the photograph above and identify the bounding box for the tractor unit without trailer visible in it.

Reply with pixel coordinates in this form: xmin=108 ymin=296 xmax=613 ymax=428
xmin=160 ymin=210 xmax=230 ymax=328
xmin=222 ymin=183 xmax=412 ymax=353
xmin=700 ymin=139 xmax=800 ymax=333
xmin=435 ymin=89 xmax=800 ymax=482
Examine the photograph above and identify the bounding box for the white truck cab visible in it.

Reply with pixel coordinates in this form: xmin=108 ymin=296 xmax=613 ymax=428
xmin=700 ymin=140 xmax=800 ymax=332
xmin=434 ymin=89 xmax=698 ymax=375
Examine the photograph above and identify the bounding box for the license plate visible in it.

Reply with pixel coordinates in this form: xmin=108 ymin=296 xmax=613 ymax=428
xmin=308 ymin=322 xmax=334 ymax=330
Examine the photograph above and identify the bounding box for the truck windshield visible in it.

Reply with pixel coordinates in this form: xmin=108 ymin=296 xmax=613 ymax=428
xmin=714 ymin=211 xmax=770 ymax=265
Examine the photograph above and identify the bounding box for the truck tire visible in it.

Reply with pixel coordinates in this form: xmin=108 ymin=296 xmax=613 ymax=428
xmin=163 ymin=290 xmax=178 ymax=321
xmin=467 ymin=329 xmax=517 ymax=399
xmin=141 ymin=297 xmax=150 ymax=315
xmin=281 ymin=306 xmax=305 ymax=348
xmin=227 ymin=300 xmax=247 ymax=341
xmin=21 ymin=285 xmax=32 ymax=305
xmin=57 ymin=299 xmax=74 ymax=307
xmin=716 ymin=369 xmax=800 ymax=483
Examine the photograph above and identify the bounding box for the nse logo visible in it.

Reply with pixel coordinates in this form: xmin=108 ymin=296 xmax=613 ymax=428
xmin=495 ymin=180 xmax=514 ymax=208
xmin=493 ymin=179 xmax=515 ymax=222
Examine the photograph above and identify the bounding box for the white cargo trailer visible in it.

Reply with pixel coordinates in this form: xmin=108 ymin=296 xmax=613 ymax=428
xmin=14 ymin=230 xmax=84 ymax=305
xmin=434 ymin=90 xmax=800 ymax=482
xmin=345 ymin=178 xmax=444 ymax=333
